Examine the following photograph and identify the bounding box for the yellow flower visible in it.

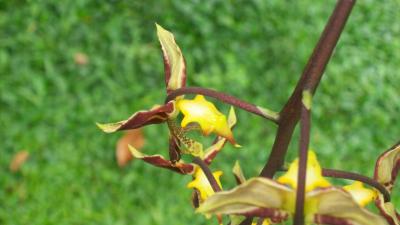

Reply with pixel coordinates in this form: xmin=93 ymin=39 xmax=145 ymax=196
xmin=177 ymin=95 xmax=237 ymax=145
xmin=343 ymin=181 xmax=377 ymax=207
xmin=277 ymin=150 xmax=330 ymax=192
xmin=187 ymin=166 xmax=223 ymax=201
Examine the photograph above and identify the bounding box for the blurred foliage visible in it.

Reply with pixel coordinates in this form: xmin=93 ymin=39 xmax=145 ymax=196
xmin=0 ymin=0 xmax=399 ymax=224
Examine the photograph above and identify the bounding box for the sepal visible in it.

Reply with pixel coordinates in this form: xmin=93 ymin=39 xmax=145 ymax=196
xmin=128 ymin=145 xmax=194 ymax=174
xmin=97 ymin=102 xmax=176 ymax=133
xmin=156 ymin=24 xmax=186 ymax=93
xmin=374 ymin=142 xmax=400 ymax=225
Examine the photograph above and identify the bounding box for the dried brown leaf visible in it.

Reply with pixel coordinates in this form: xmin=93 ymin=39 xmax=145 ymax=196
xmin=74 ymin=52 xmax=89 ymax=65
xmin=116 ymin=129 xmax=145 ymax=167
xmin=10 ymin=150 xmax=29 ymax=172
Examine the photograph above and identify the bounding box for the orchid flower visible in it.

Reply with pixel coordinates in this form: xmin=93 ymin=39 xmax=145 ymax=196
xmin=197 ymin=150 xmax=386 ymax=225
xmin=95 ymin=3 xmax=398 ymax=225
xmin=97 ymin=24 xmax=238 ymax=165
xmin=127 ymin=106 xmax=237 ymax=175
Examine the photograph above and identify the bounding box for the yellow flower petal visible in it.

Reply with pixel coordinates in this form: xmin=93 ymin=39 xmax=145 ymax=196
xmin=277 ymin=150 xmax=330 ymax=192
xmin=177 ymin=95 xmax=237 ymax=145
xmin=343 ymin=181 xmax=377 ymax=207
xmin=187 ymin=166 xmax=223 ymax=202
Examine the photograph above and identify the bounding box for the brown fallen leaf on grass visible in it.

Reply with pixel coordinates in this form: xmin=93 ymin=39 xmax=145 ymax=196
xmin=10 ymin=150 xmax=29 ymax=172
xmin=116 ymin=129 xmax=145 ymax=167
xmin=74 ymin=52 xmax=89 ymax=65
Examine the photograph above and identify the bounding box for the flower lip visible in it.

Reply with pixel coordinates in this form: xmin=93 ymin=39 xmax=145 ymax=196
xmin=177 ymin=95 xmax=237 ymax=145
xmin=277 ymin=150 xmax=331 ymax=192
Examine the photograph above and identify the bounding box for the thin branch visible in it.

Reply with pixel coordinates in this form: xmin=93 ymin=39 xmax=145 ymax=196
xmin=322 ymin=168 xmax=391 ymax=202
xmin=192 ymin=157 xmax=221 ymax=192
xmin=165 ymin=87 xmax=280 ymax=123
xmin=260 ymin=0 xmax=356 ymax=179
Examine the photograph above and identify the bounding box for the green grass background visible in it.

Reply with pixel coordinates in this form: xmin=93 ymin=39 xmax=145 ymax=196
xmin=1 ymin=0 xmax=399 ymax=224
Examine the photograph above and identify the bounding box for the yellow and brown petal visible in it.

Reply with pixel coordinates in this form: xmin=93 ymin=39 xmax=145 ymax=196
xmin=156 ymin=24 xmax=186 ymax=94
xmin=97 ymin=102 xmax=176 ymax=133
xmin=128 ymin=145 xmax=195 ymax=174
xmin=374 ymin=142 xmax=400 ymax=225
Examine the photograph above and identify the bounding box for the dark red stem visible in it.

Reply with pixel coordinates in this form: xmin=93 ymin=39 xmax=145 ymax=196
xmin=322 ymin=168 xmax=391 ymax=202
xmin=192 ymin=157 xmax=221 ymax=192
xmin=293 ymin=100 xmax=311 ymax=225
xmin=260 ymin=0 xmax=356 ymax=179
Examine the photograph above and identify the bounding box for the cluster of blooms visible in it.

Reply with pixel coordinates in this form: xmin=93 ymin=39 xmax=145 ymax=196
xmin=98 ymin=25 xmax=399 ymax=225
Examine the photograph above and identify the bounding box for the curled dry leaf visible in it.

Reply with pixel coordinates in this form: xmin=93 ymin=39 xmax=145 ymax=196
xmin=116 ymin=129 xmax=145 ymax=167
xmin=10 ymin=150 xmax=29 ymax=172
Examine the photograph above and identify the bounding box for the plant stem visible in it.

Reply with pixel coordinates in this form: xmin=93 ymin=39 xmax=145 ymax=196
xmin=192 ymin=157 xmax=221 ymax=192
xmin=293 ymin=92 xmax=312 ymax=225
xmin=322 ymin=168 xmax=391 ymax=202
xmin=260 ymin=0 xmax=356 ymax=179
